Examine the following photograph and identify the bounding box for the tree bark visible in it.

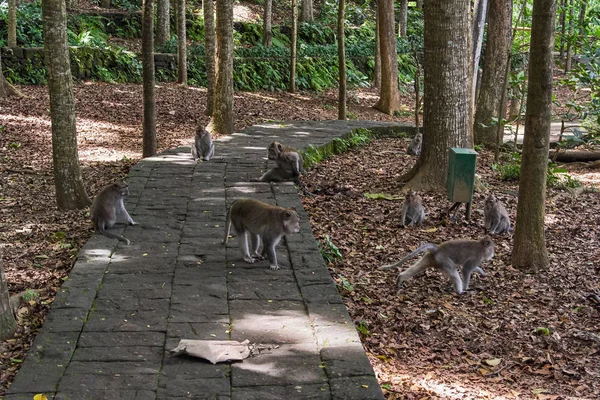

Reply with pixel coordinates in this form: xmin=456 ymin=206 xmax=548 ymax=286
xmin=8 ymin=0 xmax=17 ymax=47
xmin=372 ymin=3 xmax=381 ymax=89
xmin=511 ymin=0 xmax=556 ymax=271
xmin=471 ymin=0 xmax=488 ymax=107
xmin=565 ymin=0 xmax=573 ymax=72
xmin=474 ymin=0 xmax=513 ymax=147
xmin=559 ymin=0 xmax=566 ymax=57
xmin=300 ymin=0 xmax=314 ymax=22
xmin=204 ymin=0 xmax=216 ymax=116
xmin=402 ymin=0 xmax=472 ymax=192
xmin=374 ymin=0 xmax=400 ymax=115
xmin=156 ymin=0 xmax=171 ymax=46
xmin=338 ymin=0 xmax=346 ymax=120
xmin=177 ymin=0 xmax=187 ymax=85
xmin=398 ymin=0 xmax=408 ymax=37
xmin=0 ymin=255 xmax=16 ymax=341
xmin=42 ymin=0 xmax=90 ymax=209
xmin=207 ymin=0 xmax=234 ymax=135
xmin=290 ymin=0 xmax=298 ymax=93
xmin=142 ymin=0 xmax=157 ymax=157
xmin=263 ymin=0 xmax=273 ymax=47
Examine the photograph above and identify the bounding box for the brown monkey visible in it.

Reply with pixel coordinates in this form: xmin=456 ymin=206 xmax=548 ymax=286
xmin=223 ymin=198 xmax=300 ymax=270
xmin=191 ymin=127 xmax=215 ymax=161
xmin=251 ymin=142 xmax=303 ymax=182
xmin=407 ymin=132 xmax=422 ymax=156
xmin=90 ymin=181 xmax=136 ymax=245
xmin=379 ymin=236 xmax=494 ymax=294
xmin=401 ymin=190 xmax=425 ymax=226
xmin=484 ymin=195 xmax=512 ymax=234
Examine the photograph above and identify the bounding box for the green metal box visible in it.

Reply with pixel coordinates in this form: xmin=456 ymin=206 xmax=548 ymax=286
xmin=447 ymin=148 xmax=478 ymax=203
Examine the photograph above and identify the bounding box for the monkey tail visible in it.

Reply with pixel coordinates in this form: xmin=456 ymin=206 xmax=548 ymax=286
xmin=379 ymin=243 xmax=437 ymax=270
xmin=223 ymin=205 xmax=233 ymax=244
xmin=97 ymin=224 xmax=130 ymax=245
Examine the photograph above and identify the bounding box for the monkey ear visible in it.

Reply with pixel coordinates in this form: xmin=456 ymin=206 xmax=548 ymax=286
xmin=283 ymin=211 xmax=292 ymax=220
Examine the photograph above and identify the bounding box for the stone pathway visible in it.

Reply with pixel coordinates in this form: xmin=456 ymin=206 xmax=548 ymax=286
xmin=6 ymin=120 xmax=408 ymax=400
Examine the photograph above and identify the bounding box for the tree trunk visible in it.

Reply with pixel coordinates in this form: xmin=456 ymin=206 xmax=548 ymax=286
xmin=511 ymin=0 xmax=556 ymax=271
xmin=474 ymin=0 xmax=513 ymax=147
xmin=338 ymin=0 xmax=346 ymax=120
xmin=263 ymin=0 xmax=273 ymax=47
xmin=402 ymin=0 xmax=472 ymax=192
xmin=0 ymin=45 xmax=23 ymax=97
xmin=177 ymin=0 xmax=187 ymax=85
xmin=471 ymin=0 xmax=488 ymax=108
xmin=156 ymin=0 xmax=171 ymax=46
xmin=100 ymin=0 xmax=110 ymax=8
xmin=8 ymin=0 xmax=17 ymax=47
xmin=207 ymin=0 xmax=234 ymax=135
xmin=0 ymin=255 xmax=16 ymax=341
xmin=398 ymin=0 xmax=408 ymax=37
xmin=509 ymin=87 xmax=522 ymax=118
xmin=374 ymin=0 xmax=400 ymax=115
xmin=204 ymin=0 xmax=216 ymax=116
xmin=372 ymin=4 xmax=381 ymax=89
xmin=300 ymin=0 xmax=313 ymax=22
xmin=142 ymin=0 xmax=157 ymax=157
xmin=559 ymin=0 xmax=566 ymax=57
xmin=42 ymin=0 xmax=90 ymax=209
xmin=290 ymin=0 xmax=298 ymax=93
xmin=565 ymin=0 xmax=573 ymax=72
xmin=416 ymin=0 xmax=423 ymax=8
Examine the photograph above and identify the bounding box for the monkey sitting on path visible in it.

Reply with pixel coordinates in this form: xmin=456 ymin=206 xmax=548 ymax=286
xmin=223 ymin=198 xmax=300 ymax=270
xmin=90 ymin=181 xmax=136 ymax=245
xmin=484 ymin=195 xmax=513 ymax=234
xmin=379 ymin=236 xmax=494 ymax=294
xmin=191 ymin=127 xmax=215 ymax=161
xmin=401 ymin=190 xmax=425 ymax=226
xmin=251 ymin=142 xmax=303 ymax=183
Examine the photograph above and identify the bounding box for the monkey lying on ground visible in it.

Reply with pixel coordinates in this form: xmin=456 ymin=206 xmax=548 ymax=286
xmin=223 ymin=198 xmax=300 ymax=270
xmin=484 ymin=195 xmax=512 ymax=234
xmin=191 ymin=127 xmax=215 ymax=161
xmin=379 ymin=236 xmax=494 ymax=294
xmin=251 ymin=141 xmax=303 ymax=182
xmin=407 ymin=132 xmax=422 ymax=156
xmin=90 ymin=181 xmax=136 ymax=245
xmin=401 ymin=190 xmax=425 ymax=226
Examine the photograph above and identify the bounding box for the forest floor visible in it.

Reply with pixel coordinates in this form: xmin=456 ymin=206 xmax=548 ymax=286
xmin=1 ymin=81 xmax=599 ymax=399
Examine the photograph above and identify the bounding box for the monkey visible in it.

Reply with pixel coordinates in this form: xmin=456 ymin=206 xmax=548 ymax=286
xmin=222 ymin=198 xmax=300 ymax=270
xmin=401 ymin=190 xmax=425 ymax=226
xmin=407 ymin=132 xmax=422 ymax=156
xmin=90 ymin=181 xmax=136 ymax=245
xmin=379 ymin=236 xmax=494 ymax=294
xmin=251 ymin=142 xmax=303 ymax=183
xmin=484 ymin=195 xmax=513 ymax=234
xmin=191 ymin=127 xmax=215 ymax=161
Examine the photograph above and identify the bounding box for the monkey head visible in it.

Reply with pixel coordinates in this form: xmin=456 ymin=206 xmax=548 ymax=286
xmin=480 ymin=235 xmax=495 ymax=261
xmin=282 ymin=208 xmax=301 ymax=234
xmin=484 ymin=195 xmax=498 ymax=210
xmin=267 ymin=142 xmax=283 ymax=160
xmin=113 ymin=182 xmax=129 ymax=197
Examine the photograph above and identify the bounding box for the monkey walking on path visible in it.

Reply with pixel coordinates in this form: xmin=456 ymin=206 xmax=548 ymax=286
xmin=379 ymin=236 xmax=495 ymax=294
xmin=90 ymin=181 xmax=136 ymax=245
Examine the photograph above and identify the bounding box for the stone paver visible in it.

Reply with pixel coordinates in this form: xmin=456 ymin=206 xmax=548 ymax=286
xmin=6 ymin=120 xmax=410 ymax=399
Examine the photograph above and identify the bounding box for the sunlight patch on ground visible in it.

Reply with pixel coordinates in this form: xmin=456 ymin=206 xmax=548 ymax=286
xmin=0 ymin=114 xmax=51 ymax=128
xmin=79 ymin=147 xmax=140 ymax=162
xmin=392 ymin=373 xmax=507 ymax=399
xmin=569 ymin=171 xmax=600 ymax=186
xmin=233 ymin=4 xmax=259 ymax=22
xmin=77 ymin=118 xmax=139 ymax=136
xmin=243 ymin=92 xmax=280 ymax=102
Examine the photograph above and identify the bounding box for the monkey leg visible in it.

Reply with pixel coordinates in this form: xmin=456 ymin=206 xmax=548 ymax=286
xmin=263 ymin=237 xmax=282 ymax=270
xmin=461 ymin=262 xmax=482 ymax=292
xmin=396 ymin=257 xmax=430 ymax=288
xmin=250 ymin=234 xmax=264 ymax=260
xmin=240 ymin=231 xmax=255 ymax=264
xmin=438 ymin=261 xmax=463 ymax=294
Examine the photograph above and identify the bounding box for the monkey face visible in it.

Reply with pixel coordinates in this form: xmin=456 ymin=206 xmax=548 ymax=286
xmin=113 ymin=182 xmax=129 ymax=197
xmin=267 ymin=142 xmax=281 ymax=160
xmin=481 ymin=236 xmax=495 ymax=261
xmin=282 ymin=209 xmax=300 ymax=234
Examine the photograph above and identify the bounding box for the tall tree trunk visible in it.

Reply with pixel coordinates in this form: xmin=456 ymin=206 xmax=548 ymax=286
xmin=402 ymin=0 xmax=472 ymax=192
xmin=559 ymin=0 xmax=566 ymax=57
xmin=471 ymin=0 xmax=488 ymax=108
xmin=374 ymin=0 xmax=400 ymax=115
xmin=156 ymin=0 xmax=171 ymax=46
xmin=512 ymin=0 xmax=556 ymax=271
xmin=263 ymin=0 xmax=273 ymax=47
xmin=204 ymin=0 xmax=216 ymax=116
xmin=416 ymin=0 xmax=423 ymax=9
xmin=207 ymin=0 xmax=234 ymax=135
xmin=0 ymin=255 xmax=16 ymax=341
xmin=142 ymin=0 xmax=157 ymax=157
xmin=338 ymin=0 xmax=346 ymax=120
xmin=8 ymin=0 xmax=17 ymax=47
xmin=565 ymin=0 xmax=573 ymax=72
xmin=42 ymin=0 xmax=90 ymax=209
xmin=372 ymin=4 xmax=381 ymax=89
xmin=300 ymin=0 xmax=313 ymax=22
xmin=100 ymin=0 xmax=110 ymax=8
xmin=474 ymin=0 xmax=513 ymax=147
xmin=398 ymin=0 xmax=408 ymax=37
xmin=177 ymin=0 xmax=187 ymax=85
xmin=290 ymin=0 xmax=298 ymax=93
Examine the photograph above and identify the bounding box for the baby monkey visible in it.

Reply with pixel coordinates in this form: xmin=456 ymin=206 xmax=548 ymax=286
xmin=379 ymin=236 xmax=494 ymax=294
xmin=223 ymin=198 xmax=300 ymax=270
xmin=191 ymin=127 xmax=215 ymax=161
xmin=90 ymin=181 xmax=136 ymax=245
xmin=484 ymin=195 xmax=512 ymax=234
xmin=401 ymin=190 xmax=425 ymax=226
xmin=407 ymin=132 xmax=422 ymax=156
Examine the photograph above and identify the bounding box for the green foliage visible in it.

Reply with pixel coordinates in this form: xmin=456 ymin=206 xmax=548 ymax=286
xmin=337 ymin=274 xmax=354 ymax=293
xmin=355 ymin=320 xmax=371 ymax=336
xmin=0 ymin=0 xmax=43 ymax=47
xmin=492 ymin=152 xmax=583 ymax=188
xmin=21 ymin=289 xmax=40 ymax=302
xmin=110 ymin=0 xmax=141 ymax=11
xmin=300 ymin=129 xmax=373 ymax=168
xmin=319 ymin=235 xmax=343 ymax=264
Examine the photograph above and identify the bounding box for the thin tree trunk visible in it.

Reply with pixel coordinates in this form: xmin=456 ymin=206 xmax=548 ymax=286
xmin=8 ymin=0 xmax=17 ymax=47
xmin=207 ymin=0 xmax=234 ymax=135
xmin=416 ymin=0 xmax=423 ymax=8
xmin=398 ymin=0 xmax=408 ymax=37
xmin=290 ymin=0 xmax=298 ymax=93
xmin=565 ymin=0 xmax=573 ymax=72
xmin=263 ymin=0 xmax=273 ymax=47
xmin=42 ymin=0 xmax=90 ymax=209
xmin=338 ymin=0 xmax=346 ymax=120
xmin=471 ymin=0 xmax=488 ymax=108
xmin=156 ymin=0 xmax=171 ymax=46
xmin=559 ymin=0 xmax=566 ymax=57
xmin=0 ymin=255 xmax=17 ymax=341
xmin=372 ymin=4 xmax=381 ymax=89
xmin=511 ymin=0 xmax=556 ymax=271
xmin=142 ymin=0 xmax=157 ymax=157
xmin=300 ymin=0 xmax=313 ymax=22
xmin=374 ymin=0 xmax=400 ymax=115
xmin=177 ymin=0 xmax=187 ymax=85
xmin=204 ymin=0 xmax=216 ymax=116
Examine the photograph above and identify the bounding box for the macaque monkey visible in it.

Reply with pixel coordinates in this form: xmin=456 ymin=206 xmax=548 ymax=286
xmin=484 ymin=195 xmax=512 ymax=234
xmin=90 ymin=181 xmax=136 ymax=245
xmin=223 ymin=198 xmax=300 ymax=270
xmin=379 ymin=236 xmax=494 ymax=294
xmin=407 ymin=132 xmax=422 ymax=156
xmin=251 ymin=142 xmax=303 ymax=182
xmin=191 ymin=127 xmax=215 ymax=161
xmin=401 ymin=190 xmax=425 ymax=226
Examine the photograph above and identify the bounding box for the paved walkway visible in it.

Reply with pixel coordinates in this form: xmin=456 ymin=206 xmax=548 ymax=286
xmin=6 ymin=120 xmax=408 ymax=400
